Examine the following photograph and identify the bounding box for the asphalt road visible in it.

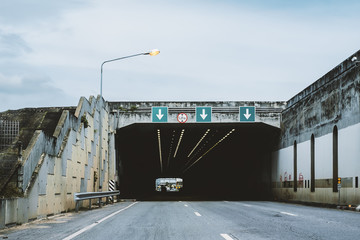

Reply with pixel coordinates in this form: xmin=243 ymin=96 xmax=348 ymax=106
xmin=1 ymin=201 xmax=360 ymax=239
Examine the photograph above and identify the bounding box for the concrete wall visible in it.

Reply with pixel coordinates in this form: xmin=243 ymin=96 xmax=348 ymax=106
xmin=272 ymin=50 xmax=360 ymax=205
xmin=0 ymin=153 xmax=19 ymax=190
xmin=0 ymin=96 xmax=116 ymax=228
xmin=108 ymin=101 xmax=286 ymax=129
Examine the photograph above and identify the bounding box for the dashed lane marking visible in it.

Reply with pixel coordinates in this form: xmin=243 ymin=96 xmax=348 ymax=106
xmin=184 ymin=204 xmax=188 ymax=207
xmin=280 ymin=211 xmax=297 ymax=216
xmin=194 ymin=212 xmax=201 ymax=217
xmin=62 ymin=202 xmax=138 ymax=240
xmin=242 ymin=204 xmax=252 ymax=207
xmin=221 ymin=233 xmax=234 ymax=240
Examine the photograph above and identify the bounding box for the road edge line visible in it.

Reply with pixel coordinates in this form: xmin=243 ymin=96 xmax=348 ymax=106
xmin=62 ymin=202 xmax=138 ymax=240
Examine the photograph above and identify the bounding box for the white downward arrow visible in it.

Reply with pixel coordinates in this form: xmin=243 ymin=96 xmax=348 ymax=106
xmin=200 ymin=109 xmax=208 ymax=120
xmin=244 ymin=108 xmax=251 ymax=119
xmin=156 ymin=109 xmax=164 ymax=120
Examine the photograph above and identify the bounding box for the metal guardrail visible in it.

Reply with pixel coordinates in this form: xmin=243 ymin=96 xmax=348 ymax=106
xmin=74 ymin=190 xmax=120 ymax=212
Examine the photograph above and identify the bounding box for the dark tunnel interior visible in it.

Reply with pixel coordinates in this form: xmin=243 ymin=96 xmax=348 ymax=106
xmin=115 ymin=123 xmax=280 ymax=201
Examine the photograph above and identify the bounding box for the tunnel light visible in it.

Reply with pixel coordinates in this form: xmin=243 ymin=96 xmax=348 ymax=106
xmin=157 ymin=129 xmax=163 ymax=173
xmin=183 ymin=129 xmax=235 ymax=173
xmin=167 ymin=131 xmax=176 ymax=170
xmin=187 ymin=129 xmax=211 ymax=158
xmin=173 ymin=129 xmax=185 ymax=158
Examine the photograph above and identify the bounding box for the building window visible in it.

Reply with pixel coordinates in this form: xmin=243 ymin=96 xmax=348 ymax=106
xmin=294 ymin=140 xmax=297 ymax=192
xmin=356 ymin=177 xmax=359 ymax=188
xmin=333 ymin=126 xmax=338 ymax=192
xmin=311 ymin=134 xmax=315 ymax=192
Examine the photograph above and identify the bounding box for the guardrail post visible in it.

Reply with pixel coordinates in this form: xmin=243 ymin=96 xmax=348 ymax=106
xmin=75 ymin=201 xmax=79 ymax=213
xmin=98 ymin=197 xmax=102 ymax=208
xmin=89 ymin=199 xmax=91 ymax=210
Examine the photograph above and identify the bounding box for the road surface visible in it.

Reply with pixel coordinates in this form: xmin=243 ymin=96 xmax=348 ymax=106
xmin=1 ymin=201 xmax=359 ymax=239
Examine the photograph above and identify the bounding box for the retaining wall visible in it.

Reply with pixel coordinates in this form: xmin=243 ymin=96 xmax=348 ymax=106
xmin=0 ymin=96 xmax=116 ymax=228
xmin=272 ymin=50 xmax=360 ymax=205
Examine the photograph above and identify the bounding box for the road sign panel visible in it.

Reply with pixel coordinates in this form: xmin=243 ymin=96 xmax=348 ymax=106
xmin=152 ymin=107 xmax=168 ymax=122
xmin=240 ymin=106 xmax=255 ymax=122
xmin=177 ymin=113 xmax=188 ymax=123
xmin=196 ymin=107 xmax=212 ymax=122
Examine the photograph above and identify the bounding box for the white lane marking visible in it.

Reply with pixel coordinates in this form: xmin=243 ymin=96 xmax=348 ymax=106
xmin=243 ymin=204 xmax=252 ymax=207
xmin=280 ymin=211 xmax=297 ymax=216
xmin=184 ymin=204 xmax=188 ymax=207
xmin=194 ymin=211 xmax=201 ymax=216
xmin=224 ymin=201 xmax=229 ymax=202
xmin=62 ymin=202 xmax=138 ymax=240
xmin=220 ymin=233 xmax=234 ymax=240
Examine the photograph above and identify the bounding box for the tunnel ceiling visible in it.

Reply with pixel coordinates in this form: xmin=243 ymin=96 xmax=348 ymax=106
xmin=116 ymin=122 xmax=280 ymax=199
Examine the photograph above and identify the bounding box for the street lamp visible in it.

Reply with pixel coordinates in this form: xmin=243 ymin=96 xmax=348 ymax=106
xmin=100 ymin=49 xmax=160 ymax=97
xmin=97 ymin=49 xmax=160 ymax=191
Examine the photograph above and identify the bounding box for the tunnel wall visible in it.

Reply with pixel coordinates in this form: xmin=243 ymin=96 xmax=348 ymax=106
xmin=272 ymin=50 xmax=360 ymax=205
xmin=0 ymin=96 xmax=116 ymax=228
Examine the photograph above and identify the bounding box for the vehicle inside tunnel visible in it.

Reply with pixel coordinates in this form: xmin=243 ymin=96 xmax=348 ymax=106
xmin=115 ymin=122 xmax=280 ymax=201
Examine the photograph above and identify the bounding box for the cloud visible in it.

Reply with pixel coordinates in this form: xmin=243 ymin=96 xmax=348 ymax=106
xmin=0 ymin=0 xmax=88 ymax=25
xmin=0 ymin=31 xmax=32 ymax=59
xmin=0 ymin=0 xmax=360 ymax=111
xmin=0 ymin=73 xmax=76 ymax=111
xmin=0 ymin=73 xmax=62 ymax=94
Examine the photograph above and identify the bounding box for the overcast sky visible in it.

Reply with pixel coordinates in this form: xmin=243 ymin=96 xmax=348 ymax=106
xmin=1 ymin=0 xmax=359 ymax=111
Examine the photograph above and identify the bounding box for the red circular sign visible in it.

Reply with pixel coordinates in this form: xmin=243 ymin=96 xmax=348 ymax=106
xmin=177 ymin=113 xmax=188 ymax=123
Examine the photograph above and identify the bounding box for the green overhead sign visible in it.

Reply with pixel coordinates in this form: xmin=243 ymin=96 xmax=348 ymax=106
xmin=240 ymin=106 xmax=255 ymax=122
xmin=152 ymin=107 xmax=168 ymax=122
xmin=196 ymin=107 xmax=212 ymax=122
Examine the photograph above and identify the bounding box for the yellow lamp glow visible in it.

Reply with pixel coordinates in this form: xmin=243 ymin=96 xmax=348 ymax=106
xmin=148 ymin=49 xmax=160 ymax=56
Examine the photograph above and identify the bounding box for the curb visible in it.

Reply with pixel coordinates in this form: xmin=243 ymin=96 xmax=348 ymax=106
xmin=336 ymin=205 xmax=360 ymax=212
xmin=278 ymin=200 xmax=360 ymax=212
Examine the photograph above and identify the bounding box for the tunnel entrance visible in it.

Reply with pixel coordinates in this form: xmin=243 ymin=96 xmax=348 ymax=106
xmin=115 ymin=123 xmax=280 ymax=201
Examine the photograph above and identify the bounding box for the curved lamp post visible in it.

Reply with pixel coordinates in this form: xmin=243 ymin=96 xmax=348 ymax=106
xmin=98 ymin=49 xmax=160 ymax=191
xmin=100 ymin=49 xmax=160 ymax=97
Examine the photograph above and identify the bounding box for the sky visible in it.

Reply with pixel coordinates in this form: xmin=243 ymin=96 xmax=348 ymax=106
xmin=0 ymin=0 xmax=360 ymax=111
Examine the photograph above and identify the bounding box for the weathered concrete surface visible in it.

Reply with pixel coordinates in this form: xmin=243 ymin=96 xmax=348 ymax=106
xmin=272 ymin=50 xmax=360 ymax=205
xmin=280 ymin=51 xmax=360 ymax=148
xmin=108 ymin=101 xmax=286 ymax=129
xmin=0 ymin=96 xmax=116 ymax=228
xmin=0 ymin=107 xmax=76 ymax=150
xmin=0 ymin=107 xmax=76 ymax=196
xmin=0 ymin=153 xmax=18 ymax=192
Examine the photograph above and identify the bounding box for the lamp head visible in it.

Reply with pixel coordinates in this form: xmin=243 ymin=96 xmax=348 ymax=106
xmin=351 ymin=56 xmax=357 ymax=62
xmin=148 ymin=49 xmax=160 ymax=56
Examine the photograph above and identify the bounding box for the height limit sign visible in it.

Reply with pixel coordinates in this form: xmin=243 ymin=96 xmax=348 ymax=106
xmin=177 ymin=113 xmax=188 ymax=123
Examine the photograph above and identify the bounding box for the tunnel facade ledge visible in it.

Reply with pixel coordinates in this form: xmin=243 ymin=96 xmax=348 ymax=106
xmin=108 ymin=101 xmax=286 ymax=129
